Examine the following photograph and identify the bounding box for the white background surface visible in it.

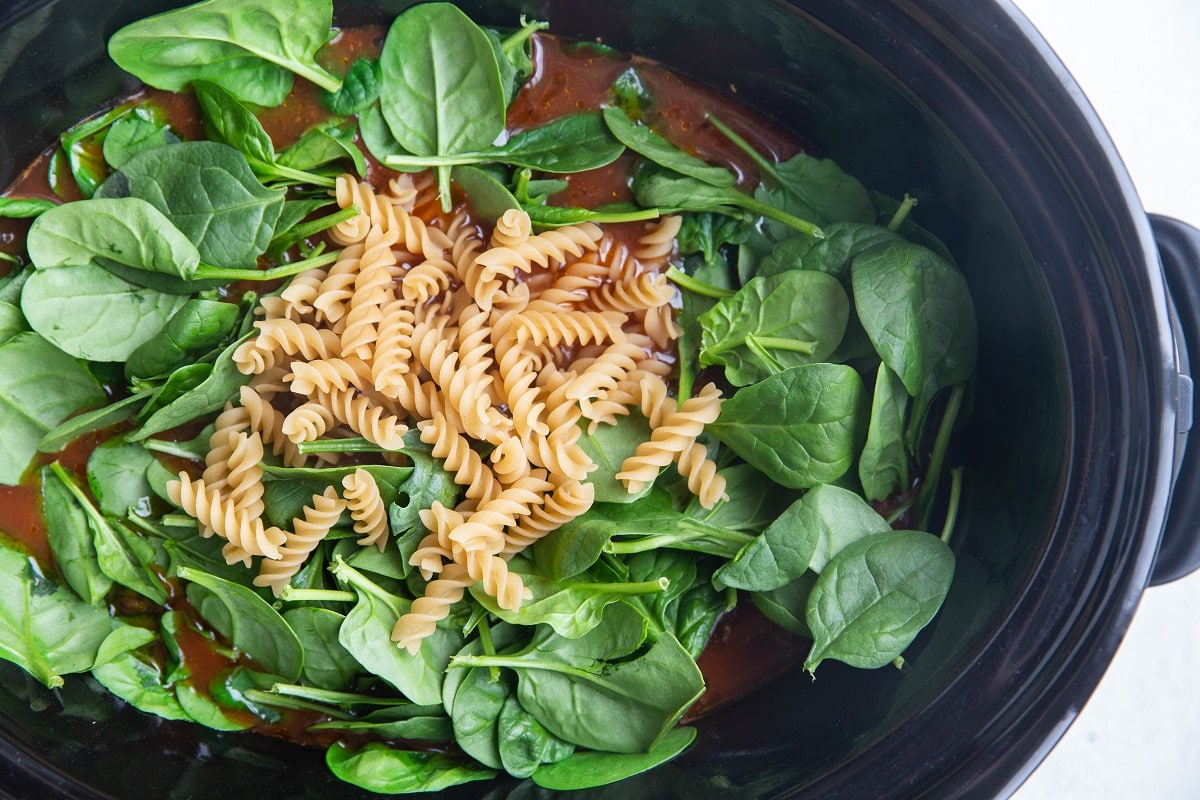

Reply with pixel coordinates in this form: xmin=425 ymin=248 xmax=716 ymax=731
xmin=1008 ymin=1 xmax=1200 ymax=797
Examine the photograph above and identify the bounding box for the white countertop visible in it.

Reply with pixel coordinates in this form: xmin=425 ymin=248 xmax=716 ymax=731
xmin=1008 ymin=1 xmax=1200 ymax=797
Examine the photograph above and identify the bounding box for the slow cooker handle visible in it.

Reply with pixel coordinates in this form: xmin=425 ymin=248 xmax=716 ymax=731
xmin=1150 ymin=214 xmax=1200 ymax=585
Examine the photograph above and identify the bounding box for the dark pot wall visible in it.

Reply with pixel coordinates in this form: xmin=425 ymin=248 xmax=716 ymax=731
xmin=0 ymin=1 xmax=1178 ymax=798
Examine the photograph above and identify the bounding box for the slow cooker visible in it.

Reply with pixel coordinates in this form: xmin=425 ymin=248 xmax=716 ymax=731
xmin=2 ymin=0 xmax=1199 ymax=797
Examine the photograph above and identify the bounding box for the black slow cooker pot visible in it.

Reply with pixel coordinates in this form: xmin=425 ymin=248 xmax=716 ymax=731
xmin=2 ymin=0 xmax=1199 ymax=797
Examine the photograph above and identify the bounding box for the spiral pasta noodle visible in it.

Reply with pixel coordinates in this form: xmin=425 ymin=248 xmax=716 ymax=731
xmin=254 ymin=487 xmax=347 ymax=595
xmin=167 ymin=473 xmax=287 ymax=561
xmin=616 ymin=383 xmax=725 ymax=494
xmin=341 ymin=468 xmax=390 ymax=551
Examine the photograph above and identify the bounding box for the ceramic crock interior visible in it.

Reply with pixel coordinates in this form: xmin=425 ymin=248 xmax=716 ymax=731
xmin=0 ymin=0 xmax=1173 ymax=798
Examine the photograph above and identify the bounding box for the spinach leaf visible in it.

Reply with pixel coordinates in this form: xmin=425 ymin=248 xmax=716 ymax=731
xmin=804 ymin=530 xmax=955 ymax=673
xmin=330 ymin=557 xmax=463 ymax=706
xmin=26 ymin=196 xmax=200 ymax=278
xmin=386 ymin=431 xmax=460 ymax=557
xmin=125 ymin=299 xmax=241 ymax=381
xmin=379 ymin=3 xmax=506 ymax=209
xmin=110 ymin=141 xmax=286 ymax=270
xmin=38 ymin=393 xmax=149 ymax=456
xmin=757 ymin=220 xmax=900 ymax=282
xmin=859 ymin=364 xmax=911 ymax=501
xmin=532 ymin=726 xmax=697 ymax=790
xmin=102 ymin=116 xmax=178 ymax=170
xmin=708 ymin=364 xmax=868 ymax=488
xmin=487 ymin=18 xmax=545 ymax=104
xmin=178 ymin=566 xmax=305 ymax=682
xmin=129 ymin=333 xmax=253 ymax=441
xmin=752 ymin=573 xmax=817 ymax=638
xmin=458 ymin=603 xmax=704 ymax=753
xmin=632 ymin=163 xmax=823 ymax=239
xmin=86 ymin=440 xmax=155 ymax=517
xmin=107 ymin=0 xmax=342 ymax=106
xmin=321 ymin=57 xmax=380 ymax=115
xmin=576 ymin=412 xmax=655 ymax=503
xmin=449 ymin=659 xmax=515 ymax=769
xmin=158 ymin=611 xmax=253 ymax=731
xmin=91 ymin=624 xmax=190 ymax=721
xmin=40 ymin=466 xmax=112 ymax=605
xmin=450 ymin=165 xmax=521 ymax=224
xmin=261 ymin=463 xmax=412 ymax=499
xmin=0 ymin=197 xmax=57 ymax=219
xmin=498 ymin=694 xmax=575 ymax=778
xmin=0 ymin=264 xmax=32 ymax=305
xmin=0 ymin=541 xmax=113 ymax=688
xmin=469 ymin=557 xmax=669 ymax=639
xmin=715 ymin=484 xmax=891 ymax=591
xmin=850 ymin=241 xmax=978 ymax=414
xmin=20 ymin=264 xmax=188 ymax=361
xmin=523 ymin=202 xmax=661 ymax=227
xmin=309 ymin=705 xmax=452 ymax=742
xmin=278 ymin=119 xmax=366 ymax=177
xmin=699 ymin=270 xmax=850 ymax=386
xmin=326 ymin=742 xmax=496 ymax=794
xmin=684 ymin=463 xmax=795 ymax=533
xmin=677 ymin=212 xmax=752 ymax=266
xmin=0 ymin=332 xmax=105 ymax=485
xmin=358 ymin=104 xmax=411 ymax=164
xmin=282 ymin=606 xmax=361 ymax=691
xmin=602 ymin=105 xmax=734 ymax=187
xmin=0 ymin=303 xmax=23 ymax=346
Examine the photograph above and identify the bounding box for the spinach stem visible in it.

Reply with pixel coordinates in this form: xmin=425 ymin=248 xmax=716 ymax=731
xmin=278 ymin=587 xmax=357 ymax=603
xmin=264 ymin=161 xmax=337 ymax=188
xmin=887 ymin=194 xmax=918 ymax=231
xmin=272 ymin=205 xmax=359 ymax=251
xmin=502 ymin=17 xmax=550 ymax=55
xmin=665 ymin=265 xmax=735 ymax=299
xmin=477 ymin=618 xmax=501 ymax=682
xmin=705 ymin=113 xmax=780 ymax=184
xmin=940 ymin=467 xmax=964 ymax=545
xmin=242 ymin=688 xmax=353 ymax=718
xmin=735 ymin=193 xmax=824 ymax=239
xmin=159 ymin=513 xmax=199 ymax=529
xmin=750 ymin=335 xmax=817 ymax=354
xmin=604 ymin=526 xmax=752 ymax=558
xmin=916 ymin=383 xmax=966 ymax=530
xmin=743 ymin=335 xmax=785 ymax=375
xmin=296 ymin=437 xmax=388 ymax=454
xmin=281 ymin=61 xmax=344 ymax=95
xmin=583 ymin=578 xmax=670 ymax=596
xmin=384 ymin=152 xmax=489 ymax=168
xmin=193 ymin=249 xmax=340 ymax=282
xmin=269 ymin=683 xmax=397 ymax=709
xmin=143 ymin=438 xmax=205 ymax=459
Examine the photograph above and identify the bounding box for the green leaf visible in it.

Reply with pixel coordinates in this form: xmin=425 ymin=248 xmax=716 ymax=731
xmin=38 ymin=393 xmax=150 ymax=456
xmin=752 ymin=573 xmax=817 ymax=638
xmin=110 ymin=141 xmax=285 ymax=270
xmin=757 ymin=220 xmax=900 ymax=281
xmin=756 ymin=152 xmax=875 ymax=231
xmin=851 ymin=241 xmax=977 ymax=410
xmin=107 ymin=0 xmax=341 ymax=106
xmin=20 ymin=264 xmax=188 ymax=361
xmin=576 ymin=413 xmax=655 ymax=503
xmin=0 ymin=197 xmax=57 ymax=219
xmin=715 ymin=484 xmax=891 ymax=591
xmin=602 ymin=105 xmax=735 ymax=187
xmin=102 ymin=116 xmax=178 ymax=170
xmin=177 ymin=566 xmax=305 ymax=682
xmin=859 ymin=364 xmax=911 ymax=501
xmin=533 ymin=726 xmax=696 ymax=790
xmin=0 ymin=541 xmax=113 ymax=688
xmin=0 ymin=332 xmax=105 ymax=485
xmin=326 ymin=742 xmax=496 ymax=794
xmin=87 ymin=440 xmax=155 ymax=517
xmin=25 ymin=196 xmax=201 ymax=278
xmin=451 ymin=165 xmax=520 ymax=224
xmin=40 ymin=466 xmax=113 ymax=605
xmin=708 ymin=364 xmax=868 ymax=488
xmin=321 ymin=57 xmax=380 ymax=116
xmin=125 ymin=299 xmax=241 ymax=381
xmin=804 ymin=530 xmax=955 ymax=672
xmin=699 ymin=270 xmax=850 ymax=386
xmin=498 ymin=694 xmax=575 ymax=778
xmin=91 ymin=624 xmax=191 ymax=720
xmin=282 ymin=606 xmax=361 ymax=692
xmin=277 ymin=119 xmax=366 ymax=178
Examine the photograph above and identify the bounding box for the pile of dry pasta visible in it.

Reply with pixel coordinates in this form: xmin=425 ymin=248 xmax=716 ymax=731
xmin=166 ymin=172 xmax=727 ymax=652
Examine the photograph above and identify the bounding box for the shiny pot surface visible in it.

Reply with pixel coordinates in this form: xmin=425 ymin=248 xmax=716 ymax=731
xmin=1 ymin=1 xmax=1197 ymax=797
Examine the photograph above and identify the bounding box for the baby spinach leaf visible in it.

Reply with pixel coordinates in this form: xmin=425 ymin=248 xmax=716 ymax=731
xmin=752 ymin=573 xmax=817 ymax=638
xmin=331 ymin=557 xmax=463 ymax=706
xmin=326 ymin=742 xmax=496 ymax=794
xmin=523 ymin=202 xmax=661 ymax=227
xmin=309 ymin=705 xmax=452 ymax=742
xmin=0 ymin=197 xmax=57 ymax=219
xmin=532 ymin=725 xmax=697 ymax=790
xmin=757 ymin=221 xmax=900 ymax=282
xmin=459 ymin=603 xmax=704 ymax=753
xmin=380 ymin=3 xmax=506 ymax=209
xmin=576 ymin=412 xmax=655 ymax=503
xmin=498 ymin=694 xmax=575 ymax=778
xmin=102 ymin=116 xmax=178 ymax=170
xmin=715 ymin=484 xmax=891 ymax=591
xmin=278 ymin=119 xmax=366 ymax=177
xmin=21 ymin=264 xmax=188 ymax=361
xmin=178 ymin=566 xmax=305 ymax=682
xmin=709 ymin=364 xmax=868 ymax=488
xmin=0 ymin=264 xmax=32 ymax=305
xmin=125 ymin=299 xmax=241 ymax=381
xmin=111 ymin=141 xmax=285 ymax=270
xmin=602 ymin=105 xmax=735 ymax=187
xmin=487 ymin=18 xmax=545 ymax=104
xmin=0 ymin=541 xmax=113 ymax=688
xmin=87 ymin=440 xmax=155 ymax=518
xmin=754 ymin=152 xmax=875 ymax=232
xmin=804 ymin=530 xmax=955 ymax=673
xmin=129 ymin=333 xmax=253 ymax=441
xmin=451 ymin=165 xmax=521 ymax=224
xmin=0 ymin=332 xmax=105 ymax=485
xmin=26 ymin=196 xmax=201 ymax=278
xmin=851 ymin=241 xmax=978 ymax=411
xmin=91 ymin=625 xmax=190 ymax=721
xmin=632 ymin=163 xmax=823 ymax=239
xmin=859 ymin=365 xmax=911 ymax=502
xmin=38 ymin=393 xmax=150 ymax=456
xmin=107 ymin=0 xmax=342 ymax=107
xmin=449 ymin=660 xmax=515 ymax=769
xmin=282 ymin=607 xmax=361 ymax=692
xmin=0 ymin=303 xmax=24 ymax=346
xmin=321 ymin=57 xmax=380 ymax=116
xmin=684 ymin=463 xmax=795 ymax=533
xmin=699 ymin=270 xmax=850 ymax=386
xmin=358 ymin=104 xmax=412 ymax=164
xmin=40 ymin=466 xmax=112 ymax=605
xmin=469 ymin=557 xmax=669 ymax=640
xmin=677 ymin=212 xmax=752 ymax=266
